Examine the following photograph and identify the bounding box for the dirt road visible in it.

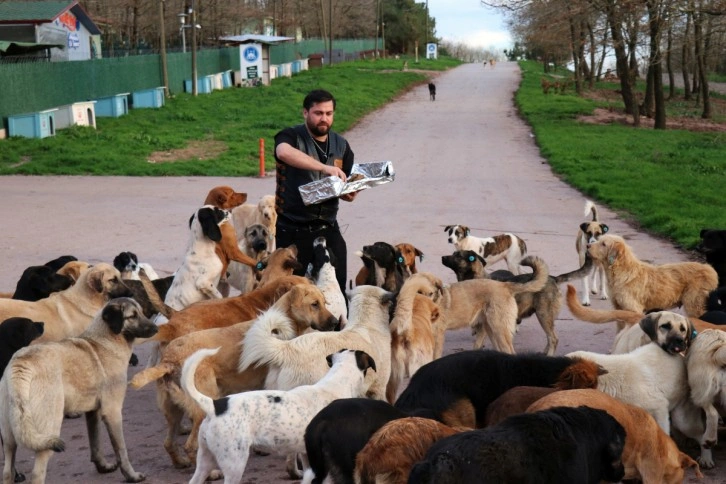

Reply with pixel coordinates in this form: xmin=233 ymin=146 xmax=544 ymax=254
xmin=0 ymin=61 xmax=721 ymax=483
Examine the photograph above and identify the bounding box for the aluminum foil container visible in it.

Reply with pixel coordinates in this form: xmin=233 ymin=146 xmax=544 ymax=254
xmin=299 ymin=161 xmax=395 ymax=206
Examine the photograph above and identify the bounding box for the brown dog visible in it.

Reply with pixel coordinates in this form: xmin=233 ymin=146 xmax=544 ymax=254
xmin=255 ymin=245 xmax=303 ymax=287
xmin=354 ymin=242 xmax=423 ymax=286
xmin=484 ymin=386 xmax=560 ymax=427
xmin=587 ymin=234 xmax=717 ymax=321
xmin=528 ymin=389 xmax=703 ymax=483
xmin=354 ymin=417 xmax=467 ymax=484
xmin=0 ymin=263 xmax=131 ymax=343
xmin=130 ymin=283 xmax=337 ymax=468
xmin=203 ymin=185 xmax=247 ymax=209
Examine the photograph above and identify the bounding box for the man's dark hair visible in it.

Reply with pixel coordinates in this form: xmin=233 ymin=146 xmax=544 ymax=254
xmin=303 ymin=89 xmax=336 ymax=110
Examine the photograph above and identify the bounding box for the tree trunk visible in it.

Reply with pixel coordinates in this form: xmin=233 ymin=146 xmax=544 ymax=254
xmin=606 ymin=0 xmax=639 ymax=126
xmin=588 ymin=22 xmax=596 ymax=88
xmin=646 ymin=0 xmax=665 ymax=129
xmin=596 ymin=20 xmax=610 ymax=81
xmin=694 ymin=4 xmax=710 ymax=118
xmin=666 ymin=26 xmax=675 ymax=100
xmin=682 ymin=10 xmax=692 ymax=100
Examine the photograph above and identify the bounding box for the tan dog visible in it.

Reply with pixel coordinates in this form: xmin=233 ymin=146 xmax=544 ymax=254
xmin=224 ymin=224 xmax=271 ymax=296
xmin=55 ymin=260 xmax=91 ymax=283
xmin=409 ymin=256 xmax=548 ymax=355
xmin=230 ymin=194 xmax=277 ymax=247
xmin=203 ymin=185 xmax=247 ymax=209
xmin=576 ymin=200 xmax=610 ymax=305
xmin=255 ymin=245 xmax=303 ymax=287
xmin=0 ymin=298 xmax=158 ymax=484
xmin=354 ymin=242 xmax=423 ymax=286
xmin=354 ymin=417 xmax=466 ymax=484
xmin=151 ymin=275 xmax=310 ymax=345
xmin=528 ymin=389 xmax=703 ymax=483
xmin=129 ymin=284 xmax=338 ymax=468
xmin=587 ymin=234 xmax=717 ymax=321
xmin=0 ymin=263 xmax=130 ymax=343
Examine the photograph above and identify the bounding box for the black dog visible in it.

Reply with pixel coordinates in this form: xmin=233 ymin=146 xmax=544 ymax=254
xmin=697 ymin=229 xmax=726 ymax=287
xmin=428 ymin=82 xmax=436 ymax=101
xmin=304 ymin=398 xmax=409 ymax=484
xmin=11 ymin=255 xmax=78 ymax=302
xmin=393 ymin=350 xmax=603 ymax=428
xmin=408 ymin=406 xmax=625 ymax=484
xmin=355 ymin=241 xmax=407 ymax=293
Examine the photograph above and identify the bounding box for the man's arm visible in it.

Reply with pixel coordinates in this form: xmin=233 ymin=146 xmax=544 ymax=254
xmin=275 ymin=142 xmax=347 ymax=181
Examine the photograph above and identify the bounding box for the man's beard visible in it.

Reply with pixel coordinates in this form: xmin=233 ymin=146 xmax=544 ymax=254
xmin=307 ymin=121 xmax=330 ymax=137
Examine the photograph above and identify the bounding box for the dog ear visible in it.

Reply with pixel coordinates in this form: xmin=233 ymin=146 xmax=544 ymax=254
xmin=601 ymin=224 xmax=609 ymax=233
xmin=355 ymin=350 xmax=377 ymax=374
xmin=444 ymin=225 xmax=453 ymax=233
xmin=326 ymin=353 xmax=334 ymax=368
xmin=679 ymin=451 xmax=703 ymax=478
xmin=430 ymin=306 xmax=440 ymax=323
xmin=197 ymin=208 xmax=223 ymax=242
xmin=639 ymin=313 xmax=660 ymax=342
xmin=86 ymin=268 xmax=105 ymax=294
xmin=579 ymin=222 xmax=589 ymax=234
xmin=415 ymin=247 xmax=425 ymax=262
xmin=101 ymin=300 xmax=125 ymax=334
xmin=460 ymin=225 xmax=470 ymax=237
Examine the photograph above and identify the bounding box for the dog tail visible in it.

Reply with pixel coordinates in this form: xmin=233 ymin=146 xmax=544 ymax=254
xmin=138 ymin=269 xmax=175 ymax=319
xmin=237 ymin=307 xmax=295 ymax=373
xmin=180 ymin=347 xmax=220 ymax=418
xmin=565 ymin=284 xmax=641 ymax=325
xmin=553 ymin=255 xmax=594 ymax=284
xmin=128 ymin=362 xmax=174 ymax=389
xmin=506 ymin=256 xmax=548 ymax=295
xmin=5 ymin=363 xmax=65 ymax=452
xmin=584 ymin=200 xmax=599 ymax=222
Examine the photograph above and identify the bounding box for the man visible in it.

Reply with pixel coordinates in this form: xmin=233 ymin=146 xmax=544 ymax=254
xmin=274 ymin=89 xmax=358 ymax=295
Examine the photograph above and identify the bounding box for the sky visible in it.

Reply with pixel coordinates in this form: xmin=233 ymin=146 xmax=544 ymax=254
xmin=426 ymin=1 xmax=513 ymax=51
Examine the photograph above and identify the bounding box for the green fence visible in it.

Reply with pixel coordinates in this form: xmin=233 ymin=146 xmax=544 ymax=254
xmin=0 ymin=38 xmax=376 ymax=123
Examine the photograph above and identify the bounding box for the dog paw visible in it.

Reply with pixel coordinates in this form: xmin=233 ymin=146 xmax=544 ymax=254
xmin=581 ymin=301 xmax=591 ymax=306
xmin=14 ymin=470 xmax=25 ymax=483
xmin=698 ymin=454 xmax=715 ymax=470
xmin=94 ymin=461 xmax=119 ymax=474
xmin=209 ymin=470 xmax=224 ymax=480
xmin=129 ymin=353 xmax=139 ymax=366
xmin=123 ymin=471 xmax=145 ymax=482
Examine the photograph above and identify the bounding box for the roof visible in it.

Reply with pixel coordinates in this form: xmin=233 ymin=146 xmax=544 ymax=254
xmin=0 ymin=1 xmax=101 ymax=35
xmin=0 ymin=40 xmax=64 ymax=54
xmin=219 ymin=34 xmax=294 ymax=45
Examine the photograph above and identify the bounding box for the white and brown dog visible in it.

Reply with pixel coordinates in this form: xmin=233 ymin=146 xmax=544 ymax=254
xmin=183 ymin=348 xmax=375 ymax=484
xmin=576 ymin=200 xmax=609 ymax=305
xmin=444 ymin=225 xmax=527 ymax=274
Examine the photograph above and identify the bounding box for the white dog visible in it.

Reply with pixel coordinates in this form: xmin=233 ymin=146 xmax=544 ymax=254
xmin=444 ymin=225 xmax=527 ymax=274
xmin=576 ymin=200 xmax=610 ymax=305
xmin=306 ymin=236 xmax=347 ymax=327
xmin=183 ymin=347 xmax=375 ymax=484
xmin=239 ymin=285 xmax=393 ymax=400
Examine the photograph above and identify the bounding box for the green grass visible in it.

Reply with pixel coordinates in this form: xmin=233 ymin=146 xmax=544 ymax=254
xmin=0 ymin=57 xmax=459 ymax=176
xmin=517 ymin=60 xmax=726 ymax=250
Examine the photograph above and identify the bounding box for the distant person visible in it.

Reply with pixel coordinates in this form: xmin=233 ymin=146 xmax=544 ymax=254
xmin=274 ymin=89 xmax=359 ymax=294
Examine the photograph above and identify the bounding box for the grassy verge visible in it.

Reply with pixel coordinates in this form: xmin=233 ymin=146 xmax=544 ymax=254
xmin=0 ymin=56 xmax=459 ymax=176
xmin=517 ymin=60 xmax=726 ymax=250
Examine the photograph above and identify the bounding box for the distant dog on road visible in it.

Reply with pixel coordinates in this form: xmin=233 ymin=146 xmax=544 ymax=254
xmin=577 ymin=200 xmax=610 ymax=305
xmin=428 ymin=82 xmax=436 ymax=101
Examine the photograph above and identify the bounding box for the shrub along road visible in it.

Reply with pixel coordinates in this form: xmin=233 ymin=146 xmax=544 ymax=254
xmin=0 ymin=62 xmax=719 ymax=483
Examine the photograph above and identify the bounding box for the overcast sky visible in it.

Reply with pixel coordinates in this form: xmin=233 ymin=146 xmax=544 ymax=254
xmin=427 ymin=0 xmax=513 ymax=51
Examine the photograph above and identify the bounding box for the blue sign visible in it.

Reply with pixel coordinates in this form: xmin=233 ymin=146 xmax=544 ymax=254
xmin=244 ymin=46 xmax=259 ymax=62
xmin=428 ymin=44 xmax=435 ymax=52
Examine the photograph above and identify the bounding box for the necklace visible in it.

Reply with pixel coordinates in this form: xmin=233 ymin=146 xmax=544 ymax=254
xmin=309 ymin=133 xmax=329 ymax=161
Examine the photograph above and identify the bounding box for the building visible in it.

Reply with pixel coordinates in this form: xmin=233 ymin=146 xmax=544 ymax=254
xmin=0 ymin=0 xmax=102 ymax=61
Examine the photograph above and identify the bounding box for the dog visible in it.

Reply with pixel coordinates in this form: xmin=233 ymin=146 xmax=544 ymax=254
xmin=255 ymin=245 xmax=303 ymax=287
xmin=577 ymin=200 xmax=610 ymax=305
xmin=483 ymin=386 xmax=560 ymax=427
xmin=354 ymin=242 xmax=422 ymax=286
xmin=441 ymin=249 xmax=593 ymax=355
xmin=54 ymin=260 xmax=90 ymax=284
xmin=354 ymin=417 xmax=464 ymax=484
xmin=587 ymin=234 xmax=718 ymax=320
xmin=230 ymin=194 xmax=277 ymax=248
xmin=129 ymin=282 xmax=338 ymax=468
xmin=700 ymin=287 xmax=726 ymax=324
xmin=393 ymin=349 xmax=605 ymax=429
xmin=408 ymin=406 xmax=625 ymax=484
xmin=407 ymin=256 xmax=549 ymax=355
xmin=303 ymin=398 xmax=410 ymax=484
xmin=528 ymin=389 xmax=703 ymax=483
xmin=354 ymin=241 xmax=408 ymax=293
xmin=183 ymin=348 xmax=375 ymax=484
xmin=203 ymin=185 xmax=247 ymax=209
xmin=112 ymin=251 xmax=160 ymax=281
xmin=306 ymin=236 xmax=347 ymax=326
xmin=611 ymin=311 xmax=696 ymax=355
xmin=697 ymin=228 xmax=726 ymax=287
xmin=224 ymin=223 xmax=271 ymax=295
xmin=10 ymin=265 xmax=74 ymax=302
xmin=444 ymin=225 xmax=527 ymax=274
xmin=122 ymin=274 xmax=175 ymax=318
xmin=0 ymin=263 xmax=131 ymax=343
xmin=0 ymin=317 xmax=44 ymax=377
xmin=686 ymin=328 xmax=726 ymax=468
xmin=428 ymin=82 xmax=436 ymax=101
xmin=0 ymin=298 xmax=158 ymax=484
xmin=239 ymin=285 xmax=393 ymax=401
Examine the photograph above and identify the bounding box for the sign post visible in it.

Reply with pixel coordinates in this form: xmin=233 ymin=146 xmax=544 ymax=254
xmin=240 ymin=44 xmax=263 ymax=85
xmin=426 ymin=43 xmax=437 ymax=60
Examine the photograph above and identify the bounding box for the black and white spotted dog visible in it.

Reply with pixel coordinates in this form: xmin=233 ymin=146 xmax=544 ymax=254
xmin=576 ymin=200 xmax=610 ymax=305
xmin=306 ymin=236 xmax=347 ymax=327
xmin=113 ymin=251 xmax=160 ymax=281
xmin=445 ymin=225 xmax=527 ymax=274
xmin=183 ymin=348 xmax=376 ymax=484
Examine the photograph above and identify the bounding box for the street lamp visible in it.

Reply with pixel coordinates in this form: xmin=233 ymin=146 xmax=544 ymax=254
xmin=178 ymin=13 xmax=187 ymax=53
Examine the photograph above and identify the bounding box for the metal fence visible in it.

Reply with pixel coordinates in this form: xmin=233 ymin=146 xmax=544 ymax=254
xmin=0 ymin=38 xmax=376 ymax=122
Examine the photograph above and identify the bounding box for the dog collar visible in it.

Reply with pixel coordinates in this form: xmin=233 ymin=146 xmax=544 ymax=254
xmin=255 ymin=261 xmax=267 ymax=271
xmin=691 ymin=329 xmax=698 ymax=340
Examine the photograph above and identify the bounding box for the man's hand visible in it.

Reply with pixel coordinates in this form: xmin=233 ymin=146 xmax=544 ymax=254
xmin=340 ymin=191 xmax=359 ymax=202
xmin=321 ymin=163 xmax=347 ymax=182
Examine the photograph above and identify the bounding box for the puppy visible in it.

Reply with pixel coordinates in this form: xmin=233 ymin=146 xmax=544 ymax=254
xmin=183 ymin=348 xmax=375 ymax=484
xmin=686 ymin=328 xmax=726 ymax=468
xmin=354 ymin=241 xmax=408 ymax=293
xmin=393 ymin=349 xmax=604 ymax=429
xmin=428 ymin=82 xmax=436 ymax=101
xmin=203 ymin=185 xmax=247 ymax=209
xmin=444 ymin=225 xmax=527 ymax=274
xmin=529 ymin=389 xmax=703 ymax=483
xmin=697 ymin=228 xmax=726 ymax=287
xmin=225 ymin=223 xmax=271 ymax=295
xmin=10 ymin=265 xmax=73 ymax=302
xmin=441 ymin=249 xmax=593 ymax=355
xmin=408 ymin=406 xmax=625 ymax=484
xmin=587 ymin=234 xmax=718 ymax=319
xmin=112 ymin=251 xmax=160 ymax=281
xmin=0 ymin=298 xmax=158 ymax=484
xmin=354 ymin=242 xmax=422 ymax=286
xmin=306 ymin=236 xmax=347 ymax=326
xmin=576 ymin=200 xmax=610 ymax=305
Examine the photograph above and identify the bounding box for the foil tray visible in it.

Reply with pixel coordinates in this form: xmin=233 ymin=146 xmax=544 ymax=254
xmin=299 ymin=161 xmax=395 ymax=206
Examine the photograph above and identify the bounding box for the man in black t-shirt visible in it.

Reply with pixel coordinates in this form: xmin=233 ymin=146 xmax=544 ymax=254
xmin=274 ymin=89 xmax=358 ymax=295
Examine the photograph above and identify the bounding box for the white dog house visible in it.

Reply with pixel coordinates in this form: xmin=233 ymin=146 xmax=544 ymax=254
xmin=55 ymin=101 xmax=96 ymax=129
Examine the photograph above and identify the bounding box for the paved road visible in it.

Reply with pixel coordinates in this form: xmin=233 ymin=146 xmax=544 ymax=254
xmin=0 ymin=61 xmax=720 ymax=483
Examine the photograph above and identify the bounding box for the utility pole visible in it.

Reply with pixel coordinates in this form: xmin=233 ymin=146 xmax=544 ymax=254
xmin=375 ymin=0 xmax=379 ymax=58
xmin=191 ymin=0 xmax=197 ymax=96
xmin=328 ymin=0 xmax=333 ymax=65
xmin=159 ymin=0 xmax=169 ymax=97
